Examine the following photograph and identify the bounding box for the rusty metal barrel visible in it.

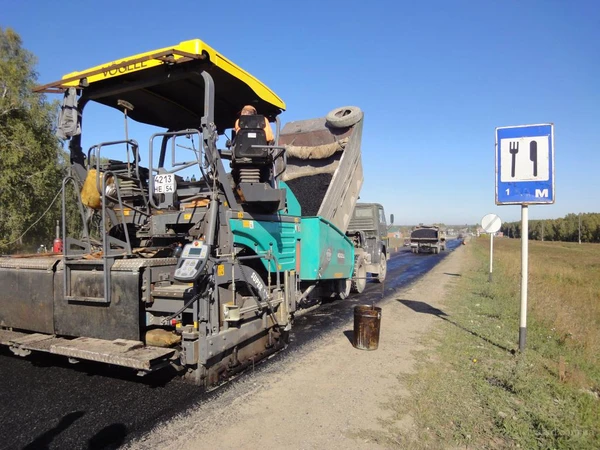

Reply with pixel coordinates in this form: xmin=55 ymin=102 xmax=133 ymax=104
xmin=352 ymin=305 xmax=382 ymax=350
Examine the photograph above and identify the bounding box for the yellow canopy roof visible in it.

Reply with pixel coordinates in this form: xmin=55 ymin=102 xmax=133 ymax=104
xmin=36 ymin=39 xmax=286 ymax=132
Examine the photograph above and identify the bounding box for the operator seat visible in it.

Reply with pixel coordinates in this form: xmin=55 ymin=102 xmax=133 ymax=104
xmin=233 ymin=115 xmax=271 ymax=164
xmin=231 ymin=115 xmax=285 ymax=213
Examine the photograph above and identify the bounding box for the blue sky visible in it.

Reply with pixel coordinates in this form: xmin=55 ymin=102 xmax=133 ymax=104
xmin=2 ymin=0 xmax=599 ymax=225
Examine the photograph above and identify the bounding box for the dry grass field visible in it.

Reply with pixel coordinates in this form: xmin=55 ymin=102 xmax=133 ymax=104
xmin=369 ymin=237 xmax=600 ymax=449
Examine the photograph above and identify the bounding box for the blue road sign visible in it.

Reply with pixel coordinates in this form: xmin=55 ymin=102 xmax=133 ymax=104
xmin=496 ymin=124 xmax=554 ymax=205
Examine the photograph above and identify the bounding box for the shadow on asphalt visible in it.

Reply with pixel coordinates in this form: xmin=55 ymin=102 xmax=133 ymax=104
xmin=88 ymin=423 xmax=128 ymax=450
xmin=23 ymin=411 xmax=86 ymax=450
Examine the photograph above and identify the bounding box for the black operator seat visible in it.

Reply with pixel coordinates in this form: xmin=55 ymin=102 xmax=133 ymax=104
xmin=230 ymin=115 xmax=284 ymax=214
xmin=233 ymin=115 xmax=271 ymax=162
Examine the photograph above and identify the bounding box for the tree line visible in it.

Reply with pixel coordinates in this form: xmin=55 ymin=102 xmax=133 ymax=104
xmin=0 ymin=27 xmax=72 ymax=254
xmin=500 ymin=213 xmax=600 ymax=243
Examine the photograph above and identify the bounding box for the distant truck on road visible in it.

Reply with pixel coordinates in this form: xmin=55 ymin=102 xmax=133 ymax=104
xmin=346 ymin=203 xmax=391 ymax=293
xmin=410 ymin=225 xmax=446 ymax=254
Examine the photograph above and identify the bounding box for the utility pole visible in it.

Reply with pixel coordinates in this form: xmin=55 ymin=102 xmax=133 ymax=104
xmin=541 ymin=220 xmax=544 ymax=242
xmin=578 ymin=213 xmax=582 ymax=244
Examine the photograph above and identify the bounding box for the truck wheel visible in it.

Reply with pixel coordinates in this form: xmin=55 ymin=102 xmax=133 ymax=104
xmin=374 ymin=255 xmax=387 ymax=283
xmin=351 ymin=259 xmax=366 ymax=294
xmin=325 ymin=106 xmax=363 ymax=128
xmin=336 ymin=278 xmax=352 ymax=300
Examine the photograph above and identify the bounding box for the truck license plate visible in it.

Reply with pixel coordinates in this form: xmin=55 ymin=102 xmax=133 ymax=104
xmin=154 ymin=174 xmax=177 ymax=194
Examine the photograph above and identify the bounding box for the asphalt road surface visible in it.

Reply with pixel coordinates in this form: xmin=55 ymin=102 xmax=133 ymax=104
xmin=0 ymin=240 xmax=461 ymax=450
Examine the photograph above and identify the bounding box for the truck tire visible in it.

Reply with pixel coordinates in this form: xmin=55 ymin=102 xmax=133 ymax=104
xmin=374 ymin=254 xmax=387 ymax=283
xmin=325 ymin=106 xmax=363 ymax=128
xmin=351 ymin=258 xmax=367 ymax=294
xmin=336 ymin=278 xmax=352 ymax=300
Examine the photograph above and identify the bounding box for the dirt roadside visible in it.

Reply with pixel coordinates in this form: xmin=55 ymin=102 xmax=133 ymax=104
xmin=128 ymin=246 xmax=467 ymax=450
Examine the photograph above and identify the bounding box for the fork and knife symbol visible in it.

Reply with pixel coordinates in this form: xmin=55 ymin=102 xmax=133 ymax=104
xmin=509 ymin=141 xmax=538 ymax=178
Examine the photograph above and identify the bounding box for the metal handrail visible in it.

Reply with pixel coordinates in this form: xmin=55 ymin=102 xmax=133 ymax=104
xmin=89 ymin=139 xmax=151 ymax=217
xmin=148 ymin=129 xmax=206 ymax=209
xmin=100 ymin=170 xmax=133 ymax=257
xmin=61 ymin=175 xmax=92 ymax=258
xmin=61 ymin=175 xmax=92 ymax=303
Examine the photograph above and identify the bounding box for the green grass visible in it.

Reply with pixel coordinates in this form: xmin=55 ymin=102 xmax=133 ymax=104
xmin=362 ymin=238 xmax=600 ymax=449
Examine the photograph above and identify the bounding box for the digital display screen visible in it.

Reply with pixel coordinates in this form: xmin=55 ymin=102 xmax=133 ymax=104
xmin=188 ymin=247 xmax=202 ymax=255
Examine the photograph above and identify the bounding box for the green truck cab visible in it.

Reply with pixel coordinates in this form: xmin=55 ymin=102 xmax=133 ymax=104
xmin=346 ymin=202 xmax=391 ymax=293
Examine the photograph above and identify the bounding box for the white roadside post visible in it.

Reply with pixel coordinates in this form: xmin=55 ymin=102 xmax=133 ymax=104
xmin=520 ymin=205 xmax=529 ymax=350
xmin=490 ymin=232 xmax=494 ymax=281
xmin=481 ymin=214 xmax=502 ymax=282
xmin=495 ymin=124 xmax=554 ymax=353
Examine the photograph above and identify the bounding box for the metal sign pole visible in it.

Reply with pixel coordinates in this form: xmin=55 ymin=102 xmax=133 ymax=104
xmin=481 ymin=213 xmax=501 ymax=283
xmin=488 ymin=232 xmax=494 ymax=282
xmin=519 ymin=205 xmax=529 ymax=352
xmin=496 ymin=123 xmax=554 ymax=353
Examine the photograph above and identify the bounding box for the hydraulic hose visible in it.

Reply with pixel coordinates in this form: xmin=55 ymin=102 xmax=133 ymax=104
xmin=160 ymin=277 xmax=211 ymax=325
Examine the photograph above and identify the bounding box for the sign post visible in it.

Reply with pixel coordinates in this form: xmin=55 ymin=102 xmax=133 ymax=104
xmin=520 ymin=205 xmax=529 ymax=351
xmin=495 ymin=124 xmax=554 ymax=353
xmin=481 ymin=214 xmax=502 ymax=282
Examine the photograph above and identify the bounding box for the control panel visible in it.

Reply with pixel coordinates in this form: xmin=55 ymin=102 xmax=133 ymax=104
xmin=173 ymin=241 xmax=209 ymax=282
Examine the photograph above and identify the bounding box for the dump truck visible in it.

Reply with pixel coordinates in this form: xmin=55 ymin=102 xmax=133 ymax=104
xmin=346 ymin=203 xmax=391 ymax=292
xmin=0 ymin=39 xmax=365 ymax=387
xmin=410 ymin=226 xmax=446 ymax=254
xmin=278 ymin=108 xmax=364 ymax=298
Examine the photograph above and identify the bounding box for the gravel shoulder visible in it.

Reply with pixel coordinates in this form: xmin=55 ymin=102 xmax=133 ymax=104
xmin=128 ymin=246 xmax=467 ymax=450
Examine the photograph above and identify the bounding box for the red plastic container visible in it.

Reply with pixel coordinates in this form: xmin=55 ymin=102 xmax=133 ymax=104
xmin=53 ymin=237 xmax=63 ymax=253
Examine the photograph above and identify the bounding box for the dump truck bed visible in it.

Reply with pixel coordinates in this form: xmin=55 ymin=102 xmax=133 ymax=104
xmin=279 ymin=114 xmax=363 ymax=234
xmin=410 ymin=228 xmax=441 ymax=240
